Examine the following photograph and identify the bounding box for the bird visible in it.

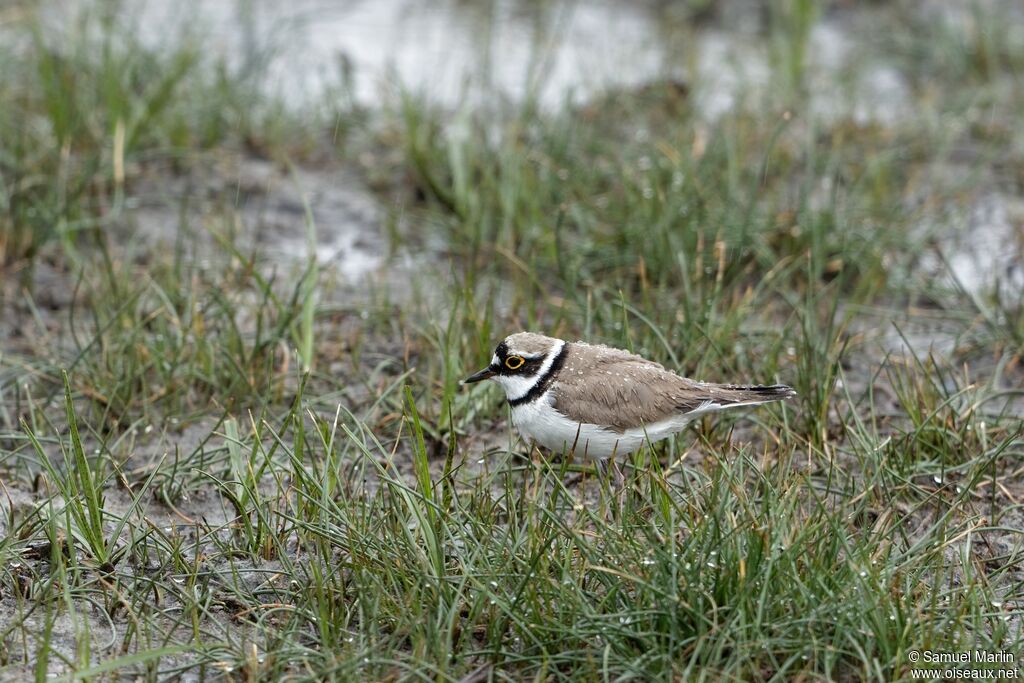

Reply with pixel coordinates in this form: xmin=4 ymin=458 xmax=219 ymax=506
xmin=462 ymin=332 xmax=795 ymax=460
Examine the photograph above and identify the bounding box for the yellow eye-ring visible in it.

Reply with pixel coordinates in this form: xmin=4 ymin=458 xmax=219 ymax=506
xmin=505 ymin=355 xmax=525 ymax=370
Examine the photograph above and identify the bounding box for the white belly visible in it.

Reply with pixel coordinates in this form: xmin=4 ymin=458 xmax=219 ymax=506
xmin=509 ymin=391 xmax=692 ymax=459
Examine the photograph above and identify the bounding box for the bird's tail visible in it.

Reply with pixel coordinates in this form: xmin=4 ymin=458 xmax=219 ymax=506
xmin=715 ymin=383 xmax=797 ymax=406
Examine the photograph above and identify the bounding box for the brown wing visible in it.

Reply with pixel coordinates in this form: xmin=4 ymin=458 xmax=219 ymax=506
xmin=551 ymin=342 xmax=794 ymax=433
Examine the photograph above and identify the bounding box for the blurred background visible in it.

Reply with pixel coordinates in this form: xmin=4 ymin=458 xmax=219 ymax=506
xmin=4 ymin=1 xmax=1022 ymax=297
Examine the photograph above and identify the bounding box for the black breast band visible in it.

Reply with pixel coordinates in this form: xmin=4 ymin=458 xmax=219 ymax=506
xmin=508 ymin=343 xmax=569 ymax=407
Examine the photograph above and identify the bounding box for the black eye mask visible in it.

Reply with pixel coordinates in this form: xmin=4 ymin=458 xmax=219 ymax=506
xmin=493 ymin=341 xmax=544 ymax=376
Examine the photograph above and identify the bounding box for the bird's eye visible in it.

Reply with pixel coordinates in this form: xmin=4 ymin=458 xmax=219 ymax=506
xmin=505 ymin=355 xmax=525 ymax=370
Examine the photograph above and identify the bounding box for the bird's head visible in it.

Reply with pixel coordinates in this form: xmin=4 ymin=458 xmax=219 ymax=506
xmin=462 ymin=332 xmax=566 ymax=401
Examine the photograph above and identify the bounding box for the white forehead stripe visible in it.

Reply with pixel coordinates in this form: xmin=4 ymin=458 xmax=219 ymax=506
xmin=504 ymin=347 xmax=546 ymax=360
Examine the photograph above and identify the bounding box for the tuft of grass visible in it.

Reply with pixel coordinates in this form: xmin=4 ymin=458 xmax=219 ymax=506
xmin=7 ymin=385 xmax=997 ymax=681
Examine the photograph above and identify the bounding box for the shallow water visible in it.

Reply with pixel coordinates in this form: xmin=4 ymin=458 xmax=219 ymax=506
xmin=99 ymin=0 xmax=682 ymax=110
xmin=43 ymin=0 xmax=1022 ymax=301
xmin=55 ymin=0 xmax=914 ymax=121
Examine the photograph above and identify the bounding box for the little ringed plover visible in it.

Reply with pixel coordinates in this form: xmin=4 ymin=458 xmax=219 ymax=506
xmin=463 ymin=332 xmax=795 ymax=459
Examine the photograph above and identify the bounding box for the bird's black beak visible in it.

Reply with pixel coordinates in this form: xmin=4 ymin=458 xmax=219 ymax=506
xmin=462 ymin=366 xmax=496 ymax=385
